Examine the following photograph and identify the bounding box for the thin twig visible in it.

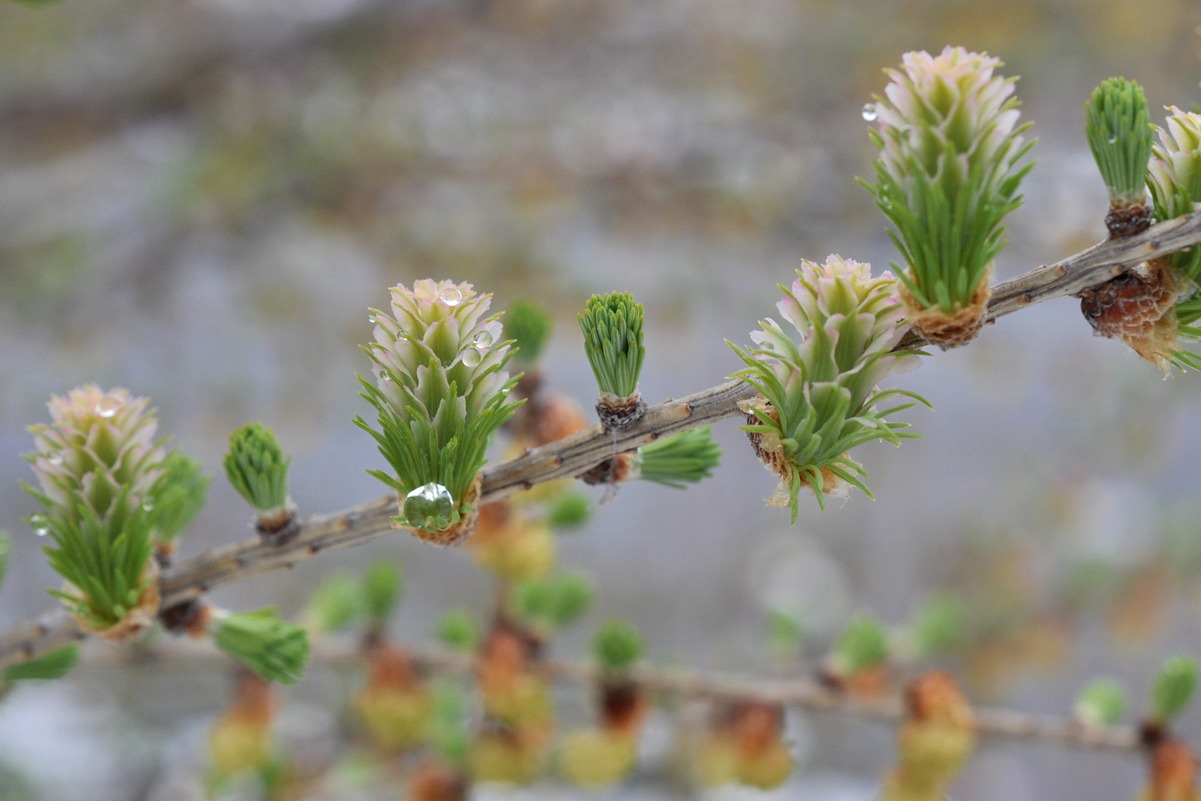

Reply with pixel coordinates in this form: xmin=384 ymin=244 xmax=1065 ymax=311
xmin=2 ymin=211 xmax=1200 ymax=690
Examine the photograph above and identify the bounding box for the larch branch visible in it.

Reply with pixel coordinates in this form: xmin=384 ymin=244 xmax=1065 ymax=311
xmin=3 ymin=209 xmax=1200 ymax=697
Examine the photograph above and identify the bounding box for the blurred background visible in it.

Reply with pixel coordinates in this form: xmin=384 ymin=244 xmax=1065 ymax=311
xmin=1 ymin=0 xmax=1201 ymax=798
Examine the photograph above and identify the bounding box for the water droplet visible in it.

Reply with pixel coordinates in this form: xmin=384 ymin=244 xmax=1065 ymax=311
xmin=1108 ymin=136 xmax=1117 ymax=144
xmin=30 ymin=514 xmax=49 ymax=536
xmin=473 ymin=330 xmax=494 ymax=349
xmin=403 ymin=483 xmax=455 ymax=530
xmin=141 ymin=499 xmax=155 ymax=512
xmin=440 ymin=287 xmax=463 ymax=306
xmin=861 ymin=103 xmax=878 ymax=122
xmin=46 ymin=453 xmax=63 ymax=466
xmin=380 ymin=373 xmax=392 ymax=382
xmin=94 ymin=398 xmax=121 ymax=418
xmin=461 ymin=347 xmax=482 ymax=368
xmin=368 ymin=314 xmax=377 ymax=324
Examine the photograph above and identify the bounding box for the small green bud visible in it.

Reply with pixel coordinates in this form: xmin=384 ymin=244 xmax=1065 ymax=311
xmin=547 ymin=492 xmax=591 ymax=531
xmin=305 ymin=572 xmax=362 ymax=633
xmin=213 ymin=609 xmax=310 ymax=685
xmin=431 ymin=680 xmax=470 ymax=767
xmin=907 ymin=595 xmax=966 ymax=656
xmin=1152 ymin=655 xmax=1198 ymax=723
xmin=223 ymin=423 xmax=292 ymax=515
xmin=548 ymin=572 xmax=594 ymax=629
xmin=437 ymin=609 xmax=480 ymax=652
xmin=579 ymin=292 xmax=645 ymax=402
xmin=362 ymin=560 xmax=403 ymax=626
xmin=1085 ymin=77 xmax=1153 ymax=207
xmin=505 ymin=299 xmax=554 ymax=366
xmin=514 ymin=580 xmax=552 ymax=623
xmin=1075 ymin=678 xmax=1126 ymax=728
xmin=593 ymin=619 xmax=643 ymax=673
xmin=636 ymin=426 xmax=721 ymax=489
xmin=3 ymin=645 xmax=79 ymax=682
xmin=767 ymin=610 xmax=805 ymax=657
xmin=514 ymin=572 xmax=594 ymax=633
xmin=831 ymin=615 xmax=890 ymax=677
xmin=149 ymin=449 xmax=210 ymax=545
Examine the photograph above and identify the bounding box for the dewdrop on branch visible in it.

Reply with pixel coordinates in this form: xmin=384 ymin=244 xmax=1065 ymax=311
xmin=864 ymin=46 xmax=1033 ymax=348
xmin=728 ymin=256 xmax=928 ymax=522
xmin=23 ymin=385 xmax=168 ymax=641
xmin=356 ymin=279 xmax=522 ymax=545
xmin=224 ymin=422 xmax=297 ymax=545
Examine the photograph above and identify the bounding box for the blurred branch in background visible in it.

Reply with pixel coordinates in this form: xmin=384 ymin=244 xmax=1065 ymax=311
xmin=78 ymin=637 xmax=1149 ymax=752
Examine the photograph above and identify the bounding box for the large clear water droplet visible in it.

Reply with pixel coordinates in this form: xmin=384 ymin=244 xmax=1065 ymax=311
xmin=380 ymin=372 xmax=392 ymax=382
xmin=141 ymin=498 xmax=155 ymax=512
xmin=461 ymin=347 xmax=482 ymax=368
xmin=403 ymin=483 xmax=455 ymax=531
xmin=440 ymin=287 xmax=463 ymax=307
xmin=368 ymin=314 xmax=377 ymax=325
xmin=861 ymin=103 xmax=878 ymax=121
xmin=30 ymin=514 xmax=50 ymax=536
xmin=94 ymin=397 xmax=121 ymax=418
xmin=46 ymin=453 xmax=63 ymax=466
xmin=473 ymin=330 xmax=494 ymax=349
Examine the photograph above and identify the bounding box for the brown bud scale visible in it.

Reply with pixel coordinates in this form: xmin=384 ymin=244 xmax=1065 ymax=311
xmin=900 ymin=265 xmax=993 ymax=349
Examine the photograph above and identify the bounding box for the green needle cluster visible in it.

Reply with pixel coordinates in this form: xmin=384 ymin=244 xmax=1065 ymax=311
xmin=635 ymin=426 xmax=721 ymax=489
xmin=729 ymin=256 xmax=927 ymax=521
xmin=213 ymin=608 xmax=310 ymax=685
xmin=23 ymin=386 xmax=168 ymax=634
xmin=437 ymin=609 xmax=481 ymax=652
xmin=357 ymin=280 xmax=521 ymax=539
xmin=864 ymin=46 xmax=1032 ymax=315
xmin=3 ymin=645 xmax=78 ymax=683
xmin=1074 ymin=678 xmax=1126 ymax=728
xmin=579 ymin=292 xmax=645 ymax=402
xmin=1152 ymin=655 xmax=1198 ymax=724
xmin=1085 ymin=77 xmax=1153 ymax=208
xmin=831 ymin=615 xmax=890 ymax=677
xmin=505 ymin=299 xmax=554 ymax=366
xmin=513 ymin=572 xmax=594 ymax=635
xmin=224 ymin=423 xmax=292 ymax=515
xmin=1148 ymin=106 xmax=1201 ymax=369
xmin=149 ymin=449 xmax=210 ymax=550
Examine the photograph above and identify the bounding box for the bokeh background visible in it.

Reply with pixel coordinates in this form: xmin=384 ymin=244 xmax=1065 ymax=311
xmin=1 ymin=0 xmax=1201 ymax=799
